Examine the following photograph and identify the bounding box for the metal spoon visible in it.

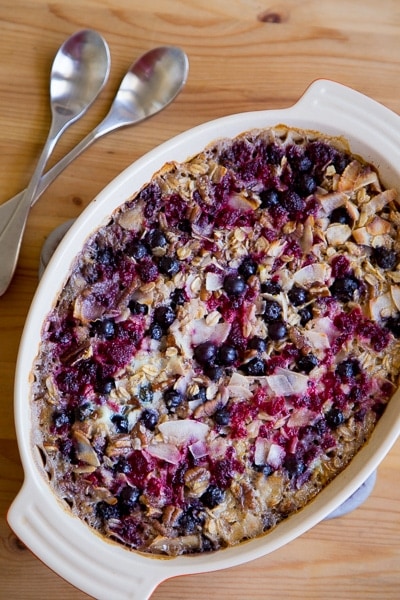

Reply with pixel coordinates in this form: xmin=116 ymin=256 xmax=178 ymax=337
xmin=0 ymin=46 xmax=189 ymax=227
xmin=0 ymin=29 xmax=110 ymax=296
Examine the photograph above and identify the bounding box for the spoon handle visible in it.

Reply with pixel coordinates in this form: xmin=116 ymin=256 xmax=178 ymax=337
xmin=0 ymin=122 xmax=65 ymax=295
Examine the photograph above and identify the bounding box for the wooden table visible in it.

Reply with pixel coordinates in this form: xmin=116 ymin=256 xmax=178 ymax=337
xmin=1 ymin=1 xmax=399 ymax=598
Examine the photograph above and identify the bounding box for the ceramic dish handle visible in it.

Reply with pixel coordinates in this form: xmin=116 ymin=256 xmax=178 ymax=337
xmin=7 ymin=475 xmax=162 ymax=600
xmin=292 ymin=79 xmax=400 ymax=175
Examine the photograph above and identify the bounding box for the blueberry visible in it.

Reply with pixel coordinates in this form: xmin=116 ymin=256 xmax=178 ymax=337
xmin=297 ymin=353 xmax=318 ymax=373
xmin=126 ymin=240 xmax=149 ymax=260
xmin=140 ymin=408 xmax=158 ymax=430
xmin=170 ymin=288 xmax=187 ymax=306
xmin=96 ymin=501 xmax=120 ymax=521
xmin=114 ymin=457 xmax=132 ymax=474
xmin=190 ymin=386 xmax=207 ymax=402
xmin=214 ymin=408 xmax=230 ymax=426
xmin=268 ymin=320 xmax=287 ymax=340
xmin=201 ymin=485 xmax=225 ymax=508
xmin=238 ymin=256 xmax=257 ymax=280
xmin=385 ymin=315 xmax=400 ymax=338
xmin=263 ymin=299 xmax=282 ymax=322
xmin=96 ymin=377 xmax=115 ymax=394
xmin=96 ymin=247 xmax=115 ymax=266
xmin=149 ymin=322 xmax=163 ymax=340
xmin=298 ymin=307 xmax=313 ymax=326
xmin=90 ymin=318 xmax=116 ymax=339
xmin=288 ymin=285 xmax=308 ymax=306
xmin=204 ymin=364 xmax=224 ymax=381
xmin=330 ymin=206 xmax=353 ymax=225
xmin=146 ymin=229 xmax=167 ymax=249
xmin=128 ymin=300 xmax=149 ymax=315
xmin=247 ymin=336 xmax=267 ymax=353
xmin=74 ymin=402 xmax=93 ymax=422
xmin=241 ymin=357 xmax=266 ymax=376
xmin=139 ymin=385 xmax=154 ymax=403
xmin=158 ymin=255 xmax=180 ymax=277
xmin=193 ymin=341 xmax=217 ymax=365
xmin=179 ymin=506 xmax=204 ymax=534
xmin=284 ymin=455 xmax=306 ymax=478
xmin=218 ymin=344 xmax=238 ymax=366
xmin=223 ymin=274 xmax=247 ymax=295
xmin=260 ymin=189 xmax=280 ymax=209
xmin=164 ymin=388 xmax=184 ymax=411
xmin=261 ymin=280 xmax=282 ymax=295
xmin=154 ymin=305 xmax=176 ymax=329
xmin=329 ymin=276 xmax=359 ymax=302
xmin=118 ymin=485 xmax=140 ymax=513
xmin=326 ymin=407 xmax=345 ymax=428
xmin=336 ymin=358 xmax=360 ymax=379
xmin=52 ymin=410 xmax=72 ymax=428
xmin=373 ymin=246 xmax=397 ymax=270
xmin=296 ymin=173 xmax=317 ymax=196
xmin=111 ymin=414 xmax=129 ymax=433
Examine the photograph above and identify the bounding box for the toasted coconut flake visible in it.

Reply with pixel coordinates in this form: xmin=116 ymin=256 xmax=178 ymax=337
xmin=292 ymin=263 xmax=331 ymax=286
xmin=317 ymin=191 xmax=348 ymax=215
xmin=391 ymin=285 xmax=400 ymax=311
xmin=366 ymin=216 xmax=391 ymax=236
xmin=352 ymin=227 xmax=371 ymax=245
xmin=325 ymin=224 xmax=352 ymax=246
xmin=358 ymin=189 xmax=397 ymax=227
xmin=73 ymin=430 xmax=100 ymax=467
xmin=338 ymin=161 xmax=378 ymax=193
xmin=369 ymin=292 xmax=394 ymax=322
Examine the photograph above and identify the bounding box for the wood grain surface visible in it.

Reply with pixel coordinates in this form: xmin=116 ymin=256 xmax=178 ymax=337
xmin=1 ymin=1 xmax=399 ymax=598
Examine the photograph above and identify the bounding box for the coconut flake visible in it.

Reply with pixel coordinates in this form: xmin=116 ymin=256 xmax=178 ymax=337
xmin=254 ymin=437 xmax=270 ymax=466
xmin=189 ymin=440 xmax=209 ymax=460
xmin=287 ymin=407 xmax=317 ymax=428
xmin=147 ymin=443 xmax=181 ymax=465
xmin=266 ymin=443 xmax=286 ymax=469
xmin=158 ymin=419 xmax=209 ymax=445
xmin=292 ymin=263 xmax=331 ymax=287
xmin=391 ymin=285 xmax=400 ymax=311
xmin=266 ymin=367 xmax=309 ymax=396
xmin=369 ymin=292 xmax=394 ymax=321
xmin=205 ymin=271 xmax=223 ymax=291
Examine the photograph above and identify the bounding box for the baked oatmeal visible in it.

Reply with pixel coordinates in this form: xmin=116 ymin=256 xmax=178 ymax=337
xmin=31 ymin=125 xmax=400 ymax=556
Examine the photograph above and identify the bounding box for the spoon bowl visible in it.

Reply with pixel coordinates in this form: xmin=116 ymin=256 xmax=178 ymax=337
xmin=0 ymin=46 xmax=189 ymax=272
xmin=0 ymin=29 xmax=110 ymax=295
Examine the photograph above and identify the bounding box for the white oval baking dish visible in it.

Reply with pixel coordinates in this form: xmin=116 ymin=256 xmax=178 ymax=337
xmin=8 ymin=79 xmax=400 ymax=600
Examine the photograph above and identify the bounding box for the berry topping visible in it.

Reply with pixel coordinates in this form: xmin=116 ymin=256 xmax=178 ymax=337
xmin=373 ymin=246 xmax=397 ymax=270
xmin=128 ymin=300 xmax=149 ymax=315
xmin=214 ymin=408 xmax=230 ymax=426
xmin=247 ymin=336 xmax=267 ymax=353
xmin=164 ymin=388 xmax=184 ymax=411
xmin=140 ymin=409 xmax=158 ymax=430
xmin=126 ymin=240 xmax=149 ymax=260
xmin=329 ymin=276 xmax=359 ymax=302
xmin=241 ymin=357 xmax=266 ymax=376
xmin=297 ymin=353 xmax=318 ymax=373
xmin=158 ymin=255 xmax=181 ymax=277
xmin=336 ymin=358 xmax=360 ymax=379
xmin=330 ymin=206 xmax=353 ymax=225
xmin=238 ymin=256 xmax=258 ymax=279
xmin=201 ymin=485 xmax=225 ymax=508
xmin=194 ymin=341 xmax=218 ymax=365
xmin=146 ymin=229 xmax=167 ymax=249
xmin=263 ymin=300 xmax=282 ymax=322
xmin=218 ymin=344 xmax=238 ymax=365
xmin=111 ymin=414 xmax=129 ymax=434
xmin=223 ymin=274 xmax=247 ymax=295
xmin=170 ymin=288 xmax=187 ymax=306
xmin=261 ymin=280 xmax=282 ymax=295
xmin=90 ymin=318 xmax=116 ymax=339
xmin=260 ymin=188 xmax=280 ymax=209
xmin=268 ymin=320 xmax=288 ymax=340
xmin=298 ymin=307 xmax=313 ymax=326
xmin=153 ymin=305 xmax=176 ymax=329
xmin=288 ymin=285 xmax=308 ymax=306
xmin=326 ymin=408 xmax=345 ymax=429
